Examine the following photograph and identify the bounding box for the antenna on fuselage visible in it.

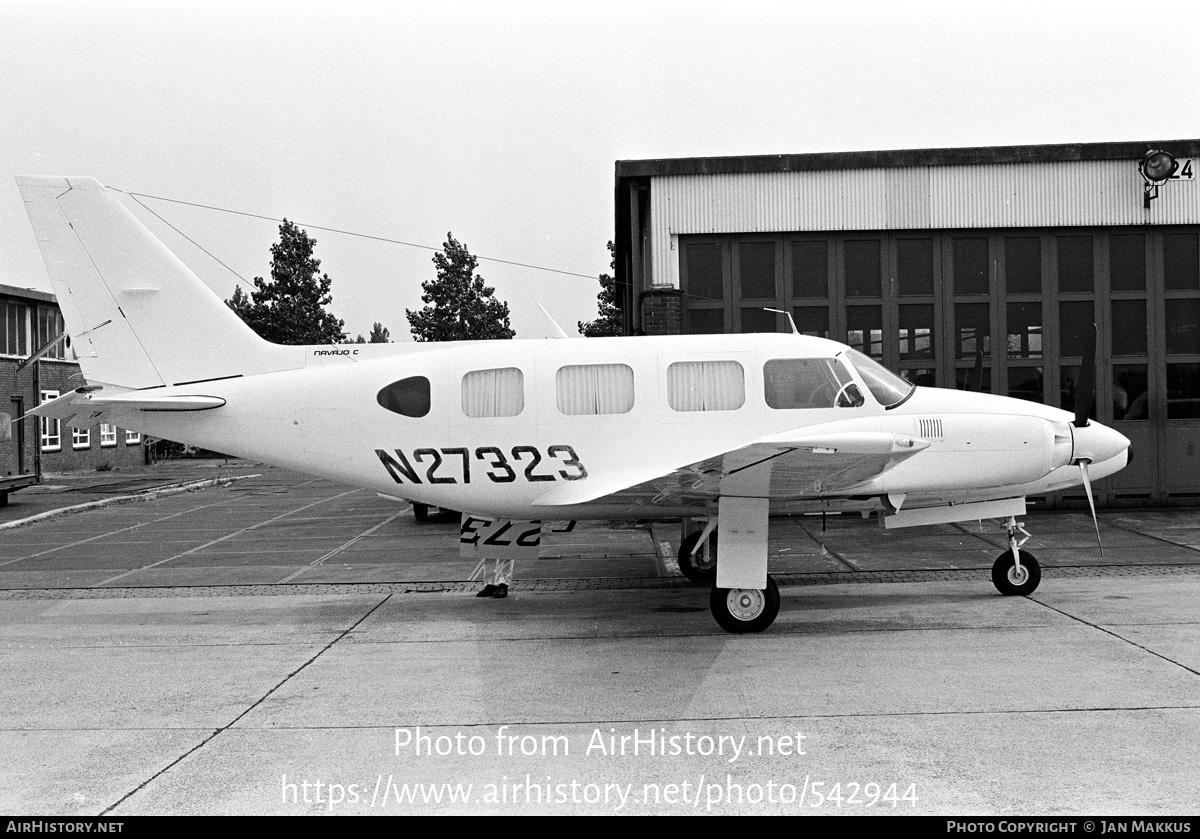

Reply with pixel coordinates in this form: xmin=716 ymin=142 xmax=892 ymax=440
xmin=537 ymin=302 xmax=571 ymax=339
xmin=764 ymin=308 xmax=799 ymax=335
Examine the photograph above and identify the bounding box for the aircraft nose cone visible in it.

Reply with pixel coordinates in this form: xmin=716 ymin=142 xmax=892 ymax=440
xmin=1074 ymin=422 xmax=1131 ymax=464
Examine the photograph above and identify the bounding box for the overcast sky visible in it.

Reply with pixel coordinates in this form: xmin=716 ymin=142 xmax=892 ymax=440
xmin=2 ymin=0 xmax=1199 ymax=339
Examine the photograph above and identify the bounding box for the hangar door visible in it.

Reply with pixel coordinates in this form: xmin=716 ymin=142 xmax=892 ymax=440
xmin=678 ymin=228 xmax=1200 ymax=505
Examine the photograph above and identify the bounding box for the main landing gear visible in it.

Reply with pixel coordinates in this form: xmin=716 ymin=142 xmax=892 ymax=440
xmin=710 ymin=577 xmax=781 ymax=633
xmin=680 ymin=516 xmax=780 ymax=633
xmin=991 ymin=516 xmax=1041 ymax=596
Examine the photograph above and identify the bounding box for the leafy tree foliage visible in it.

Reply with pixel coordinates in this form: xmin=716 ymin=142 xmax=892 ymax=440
xmin=578 ymin=241 xmax=622 ymax=337
xmin=406 ymin=233 xmax=515 ymax=342
xmin=368 ymin=322 xmax=391 ymax=343
xmin=226 ymin=220 xmax=345 ymax=345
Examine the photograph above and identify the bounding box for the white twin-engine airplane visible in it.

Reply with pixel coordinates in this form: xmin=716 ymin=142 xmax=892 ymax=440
xmin=21 ymin=176 xmax=1131 ymax=632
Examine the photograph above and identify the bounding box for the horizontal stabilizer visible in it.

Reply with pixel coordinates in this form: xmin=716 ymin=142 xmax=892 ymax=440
xmin=30 ymin=386 xmax=225 ymax=428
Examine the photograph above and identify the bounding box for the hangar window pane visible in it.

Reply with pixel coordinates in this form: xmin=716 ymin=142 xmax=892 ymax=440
xmin=901 ymin=368 xmax=937 ymax=388
xmin=1058 ymin=301 xmax=1095 ymax=358
xmin=1005 ymin=237 xmax=1041 ymax=294
xmin=846 ymin=306 xmax=883 ymax=360
xmin=556 ymin=364 xmax=634 ymax=415
xmin=764 ymin=358 xmax=862 ymax=410
xmin=1166 ymin=299 xmax=1200 ymax=355
xmin=738 ymin=242 xmax=776 ymax=299
xmin=955 ymin=303 xmax=991 ymax=359
xmin=686 ymin=243 xmax=725 ymax=301
xmin=792 ymin=306 xmax=829 ymax=339
xmin=461 ymin=368 xmax=524 ymax=418
xmin=791 ymin=241 xmax=828 ymax=298
xmin=1164 ymin=233 xmax=1199 ymax=291
xmin=687 ymin=308 xmax=724 ymax=335
xmin=1059 ymin=366 xmax=1096 ymax=416
xmin=954 ymin=238 xmax=990 ymax=295
xmin=1110 ymin=234 xmax=1146 ymax=291
xmin=376 ymin=376 xmax=431 ymax=418
xmin=956 ymin=367 xmax=992 ymax=393
xmin=1113 ymin=365 xmax=1149 ymax=421
xmin=898 ymin=304 xmax=934 ymax=360
xmin=1058 ymin=236 xmax=1094 ymax=293
xmin=667 ymin=361 xmax=745 ymax=412
xmin=1111 ymin=300 xmax=1147 ymax=356
xmin=1008 ymin=367 xmax=1044 ymax=404
xmin=844 ymin=240 xmax=882 ymax=298
xmin=897 ymin=239 xmax=934 ymax=296
xmin=741 ymin=307 xmax=777 ymax=333
xmin=1007 ymin=303 xmax=1042 ymax=359
xmin=1167 ymin=363 xmax=1200 ymax=419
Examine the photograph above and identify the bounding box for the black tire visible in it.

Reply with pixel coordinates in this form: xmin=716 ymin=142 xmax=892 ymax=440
xmin=677 ymin=530 xmax=718 ymax=585
xmin=709 ymin=576 xmax=780 ymax=633
xmin=412 ymin=502 xmax=430 ymax=522
xmin=992 ymin=549 xmax=1041 ymax=596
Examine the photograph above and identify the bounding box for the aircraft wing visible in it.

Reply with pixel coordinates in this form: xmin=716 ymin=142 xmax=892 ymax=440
xmin=533 ymin=430 xmax=929 ymax=509
xmin=29 ymin=386 xmax=225 ymax=428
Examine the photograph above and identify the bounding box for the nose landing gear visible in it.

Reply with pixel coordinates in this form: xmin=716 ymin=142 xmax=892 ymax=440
xmin=992 ymin=516 xmax=1041 ymax=596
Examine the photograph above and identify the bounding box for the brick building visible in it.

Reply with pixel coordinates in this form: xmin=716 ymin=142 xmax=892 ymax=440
xmin=2 ymin=283 xmax=145 ymax=500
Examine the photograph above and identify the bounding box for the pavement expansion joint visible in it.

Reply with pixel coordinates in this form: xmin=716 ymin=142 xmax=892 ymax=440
xmin=2 ymin=563 xmax=1198 ymax=599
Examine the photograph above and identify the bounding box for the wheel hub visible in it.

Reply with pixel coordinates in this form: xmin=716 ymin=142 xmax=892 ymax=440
xmin=1007 ymin=565 xmax=1028 ymax=585
xmin=726 ymin=589 xmax=765 ymax=621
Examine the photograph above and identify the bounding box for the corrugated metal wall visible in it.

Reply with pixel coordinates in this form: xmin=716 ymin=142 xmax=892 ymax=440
xmin=650 ymin=161 xmax=1200 ymax=286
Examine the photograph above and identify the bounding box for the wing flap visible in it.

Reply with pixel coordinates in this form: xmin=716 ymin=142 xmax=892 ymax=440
xmin=533 ymin=431 xmax=928 ymax=508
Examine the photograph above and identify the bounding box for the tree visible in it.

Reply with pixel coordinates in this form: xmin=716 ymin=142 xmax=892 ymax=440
xmin=406 ymin=233 xmax=515 ymax=342
xmin=578 ymin=241 xmax=622 ymax=337
xmin=368 ymin=322 xmax=390 ymax=343
xmin=226 ymin=219 xmax=345 ymax=345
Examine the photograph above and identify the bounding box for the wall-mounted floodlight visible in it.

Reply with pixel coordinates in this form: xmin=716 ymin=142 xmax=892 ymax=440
xmin=1140 ymin=149 xmax=1179 ymax=209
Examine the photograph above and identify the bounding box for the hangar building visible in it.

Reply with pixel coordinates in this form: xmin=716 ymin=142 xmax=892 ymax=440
xmin=613 ymin=140 xmax=1200 ymax=506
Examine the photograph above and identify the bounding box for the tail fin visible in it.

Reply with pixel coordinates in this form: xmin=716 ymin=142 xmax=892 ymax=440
xmin=17 ymin=176 xmax=298 ymax=388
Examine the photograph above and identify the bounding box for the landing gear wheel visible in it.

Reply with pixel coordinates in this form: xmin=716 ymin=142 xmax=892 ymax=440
xmin=412 ymin=502 xmax=430 ymax=522
xmin=677 ymin=530 xmax=718 ymax=585
xmin=992 ymin=549 xmax=1041 ymax=596
xmin=710 ymin=576 xmax=780 ymax=633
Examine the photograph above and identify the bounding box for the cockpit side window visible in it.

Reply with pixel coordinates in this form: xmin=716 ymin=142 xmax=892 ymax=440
xmin=377 ymin=376 xmax=431 ymax=418
xmin=842 ymin=349 xmax=915 ymax=408
xmin=764 ymin=358 xmax=864 ymax=409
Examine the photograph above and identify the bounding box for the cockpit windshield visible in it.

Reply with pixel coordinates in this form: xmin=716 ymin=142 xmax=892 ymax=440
xmin=842 ymin=349 xmax=915 ymax=408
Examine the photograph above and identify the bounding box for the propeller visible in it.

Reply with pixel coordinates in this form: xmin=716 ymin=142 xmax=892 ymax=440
xmin=972 ymin=349 xmax=985 ymax=393
xmin=1073 ymin=323 xmax=1102 ymax=555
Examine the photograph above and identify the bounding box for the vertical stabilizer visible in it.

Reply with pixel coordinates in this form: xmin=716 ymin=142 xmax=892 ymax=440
xmin=17 ymin=176 xmax=299 ymax=388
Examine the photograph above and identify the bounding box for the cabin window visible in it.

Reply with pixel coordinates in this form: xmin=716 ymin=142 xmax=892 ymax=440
xmin=462 ymin=368 xmax=524 ymax=418
xmin=556 ymin=364 xmax=635 ymax=415
xmin=667 ymin=361 xmax=745 ymax=412
xmin=377 ymin=376 xmax=431 ymax=418
xmin=764 ymin=358 xmax=863 ymax=409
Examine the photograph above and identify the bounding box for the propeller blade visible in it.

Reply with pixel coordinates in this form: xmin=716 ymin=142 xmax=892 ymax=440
xmin=1078 ymin=460 xmax=1104 ymax=557
xmin=1074 ymin=323 xmax=1097 ymax=428
xmin=972 ymin=349 xmax=984 ymax=393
